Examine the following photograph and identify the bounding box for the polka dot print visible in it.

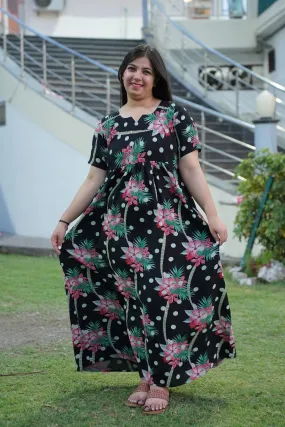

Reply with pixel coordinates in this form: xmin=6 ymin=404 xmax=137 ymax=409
xmin=60 ymin=100 xmax=236 ymax=388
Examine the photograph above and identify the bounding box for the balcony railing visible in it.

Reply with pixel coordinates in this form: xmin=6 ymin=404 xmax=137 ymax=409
xmin=166 ymin=0 xmax=248 ymax=20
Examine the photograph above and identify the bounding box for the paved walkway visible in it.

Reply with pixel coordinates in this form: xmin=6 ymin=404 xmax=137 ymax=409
xmin=0 ymin=231 xmax=239 ymax=265
xmin=0 ymin=232 xmax=54 ymax=256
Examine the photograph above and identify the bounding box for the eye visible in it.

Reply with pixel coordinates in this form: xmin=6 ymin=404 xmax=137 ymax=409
xmin=128 ymin=66 xmax=136 ymax=71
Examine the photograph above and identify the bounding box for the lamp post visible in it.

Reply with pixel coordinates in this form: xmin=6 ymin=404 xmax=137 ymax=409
xmin=252 ymin=90 xmax=278 ymax=153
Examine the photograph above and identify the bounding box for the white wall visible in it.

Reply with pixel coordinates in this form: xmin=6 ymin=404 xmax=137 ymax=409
xmin=175 ymin=19 xmax=258 ymax=50
xmin=23 ymin=0 xmax=143 ymax=39
xmin=0 ymin=104 xmax=90 ymax=238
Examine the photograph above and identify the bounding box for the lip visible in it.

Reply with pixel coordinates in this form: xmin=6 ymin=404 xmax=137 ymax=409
xmin=130 ymin=82 xmax=143 ymax=88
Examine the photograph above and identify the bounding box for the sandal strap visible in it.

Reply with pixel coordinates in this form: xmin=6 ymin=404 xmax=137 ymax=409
xmin=135 ymin=382 xmax=150 ymax=393
xmin=146 ymin=388 xmax=169 ymax=402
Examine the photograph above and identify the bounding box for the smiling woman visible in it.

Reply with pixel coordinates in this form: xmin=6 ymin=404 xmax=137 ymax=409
xmin=52 ymin=43 xmax=236 ymax=416
xmin=118 ymin=44 xmax=172 ymax=107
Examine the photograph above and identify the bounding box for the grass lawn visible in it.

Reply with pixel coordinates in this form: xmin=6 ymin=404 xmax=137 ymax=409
xmin=0 ymin=253 xmax=284 ymax=427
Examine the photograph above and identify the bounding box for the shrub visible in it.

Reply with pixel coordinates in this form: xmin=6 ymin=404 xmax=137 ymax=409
xmin=234 ymin=149 xmax=285 ymax=263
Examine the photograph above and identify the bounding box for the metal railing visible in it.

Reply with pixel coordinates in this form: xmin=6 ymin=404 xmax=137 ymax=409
xmin=0 ymin=9 xmax=120 ymax=117
xmin=147 ymin=0 xmax=285 ymax=131
xmin=166 ymin=0 xmax=248 ymax=20
xmin=0 ymin=7 xmax=255 ymax=189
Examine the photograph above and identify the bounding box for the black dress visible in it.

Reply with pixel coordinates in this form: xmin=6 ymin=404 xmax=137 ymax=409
xmin=59 ymin=100 xmax=236 ymax=387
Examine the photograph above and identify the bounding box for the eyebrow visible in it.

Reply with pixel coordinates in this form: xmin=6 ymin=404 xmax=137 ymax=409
xmin=128 ymin=63 xmax=153 ymax=71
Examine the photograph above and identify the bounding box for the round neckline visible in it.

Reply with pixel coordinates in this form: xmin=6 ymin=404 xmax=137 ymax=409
xmin=118 ymin=99 xmax=163 ymax=122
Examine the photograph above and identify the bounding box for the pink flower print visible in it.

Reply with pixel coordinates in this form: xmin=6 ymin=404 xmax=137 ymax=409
xmin=72 ymin=247 xmax=99 ymax=270
xmin=121 ymin=146 xmax=146 ymax=169
xmin=121 ymin=245 xmax=151 ymax=272
xmin=85 ymin=205 xmax=94 ymax=215
xmin=141 ymin=313 xmax=151 ymax=326
xmin=155 ymin=275 xmax=187 ymax=303
xmin=161 ymin=341 xmax=188 ymax=367
xmin=94 ymin=297 xmax=122 ymax=320
xmin=102 ymin=212 xmax=123 ymax=240
xmin=155 ymin=206 xmax=178 ymax=236
xmin=81 ymin=328 xmax=106 ymax=352
xmin=214 ymin=318 xmax=236 ymax=347
xmin=150 ymin=160 xmax=158 ymax=167
xmin=129 ymin=334 xmax=144 ymax=350
xmin=217 ymin=264 xmax=224 ymax=278
xmin=164 ymin=174 xmax=186 ymax=203
xmin=64 ymin=273 xmax=88 ymax=299
xmin=95 ymin=121 xmax=103 ymax=134
xmin=185 ymin=306 xmax=214 ymax=331
xmin=137 ymin=152 xmax=146 ymax=163
xmin=187 ymin=362 xmax=212 ymax=381
xmin=115 ymin=276 xmax=134 ymax=299
xmin=121 ymin=179 xmax=145 ymax=206
xmin=147 ymin=110 xmax=175 ymax=138
xmin=71 ymin=327 xmax=82 ymax=347
xmin=106 ymin=126 xmax=118 ymax=147
xmin=191 ymin=135 xmax=200 ymax=148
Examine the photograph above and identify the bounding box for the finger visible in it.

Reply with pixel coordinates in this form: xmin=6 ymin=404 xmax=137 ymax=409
xmin=220 ymin=229 xmax=227 ymax=245
xmin=210 ymin=228 xmax=220 ymax=244
xmin=51 ymin=236 xmax=61 ymax=255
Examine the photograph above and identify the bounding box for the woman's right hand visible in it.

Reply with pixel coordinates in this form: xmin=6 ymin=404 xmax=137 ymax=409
xmin=51 ymin=222 xmax=69 ymax=255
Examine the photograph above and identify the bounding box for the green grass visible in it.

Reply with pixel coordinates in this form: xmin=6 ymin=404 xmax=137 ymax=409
xmin=0 ymin=254 xmax=65 ymax=314
xmin=0 ymin=254 xmax=285 ymax=427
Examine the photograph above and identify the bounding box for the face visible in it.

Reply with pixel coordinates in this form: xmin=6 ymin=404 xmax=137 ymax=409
xmin=122 ymin=56 xmax=155 ymax=100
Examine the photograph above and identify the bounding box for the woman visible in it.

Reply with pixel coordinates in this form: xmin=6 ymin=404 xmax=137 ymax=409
xmin=51 ymin=44 xmax=236 ymax=415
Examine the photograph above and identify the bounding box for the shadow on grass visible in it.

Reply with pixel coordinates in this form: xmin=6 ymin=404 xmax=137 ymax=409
xmin=18 ymin=384 xmax=227 ymax=427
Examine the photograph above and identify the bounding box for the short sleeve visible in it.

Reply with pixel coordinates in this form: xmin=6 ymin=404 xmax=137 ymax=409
xmin=88 ymin=119 xmax=108 ymax=170
xmin=174 ymin=104 xmax=201 ymax=160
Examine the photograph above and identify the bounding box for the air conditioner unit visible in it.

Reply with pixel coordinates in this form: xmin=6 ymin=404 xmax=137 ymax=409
xmin=33 ymin=0 xmax=66 ymax=12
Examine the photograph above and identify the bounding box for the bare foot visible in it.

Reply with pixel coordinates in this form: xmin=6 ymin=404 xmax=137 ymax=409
xmin=127 ymin=380 xmax=150 ymax=406
xmin=144 ymin=385 xmax=169 ymax=412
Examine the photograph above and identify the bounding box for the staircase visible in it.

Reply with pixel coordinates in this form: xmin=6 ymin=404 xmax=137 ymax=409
xmin=1 ymin=35 xmax=255 ymax=183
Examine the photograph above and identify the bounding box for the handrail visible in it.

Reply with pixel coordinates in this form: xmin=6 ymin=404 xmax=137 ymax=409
xmin=0 ymin=7 xmax=256 ymax=132
xmin=151 ymin=0 xmax=285 ymax=94
xmin=173 ymin=95 xmax=255 ymax=130
xmin=0 ymin=8 xmax=116 ymax=75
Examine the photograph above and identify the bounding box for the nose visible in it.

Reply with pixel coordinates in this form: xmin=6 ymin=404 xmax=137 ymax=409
xmin=132 ymin=69 xmax=143 ymax=80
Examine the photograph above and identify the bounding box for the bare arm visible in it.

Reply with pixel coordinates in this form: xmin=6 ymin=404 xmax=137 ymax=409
xmin=60 ymin=165 xmax=107 ymax=223
xmin=179 ymin=151 xmax=227 ymax=244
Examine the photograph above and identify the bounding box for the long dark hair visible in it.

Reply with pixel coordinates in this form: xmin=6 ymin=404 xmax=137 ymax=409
xmin=118 ymin=44 xmax=173 ymax=106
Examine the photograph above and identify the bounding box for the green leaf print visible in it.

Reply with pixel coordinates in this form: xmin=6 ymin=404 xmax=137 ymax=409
xmin=183 ymin=123 xmax=197 ymax=139
xmin=197 ymin=353 xmax=209 ymax=365
xmin=143 ymin=112 xmax=156 ymax=124
xmin=80 ymin=239 xmax=96 ymax=251
xmin=165 ymin=105 xmax=176 ymax=123
xmin=132 ymin=138 xmax=145 ymax=156
xmin=114 ymin=151 xmax=124 ymax=168
xmin=104 ymin=117 xmax=115 ymax=131
xmin=65 ymin=229 xmax=79 ymax=241
xmin=65 ymin=267 xmax=81 ymax=278
xmin=198 ymin=296 xmax=212 ymax=309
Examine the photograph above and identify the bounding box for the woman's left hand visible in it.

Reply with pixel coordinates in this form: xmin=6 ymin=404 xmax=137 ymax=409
xmin=207 ymin=215 xmax=228 ymax=245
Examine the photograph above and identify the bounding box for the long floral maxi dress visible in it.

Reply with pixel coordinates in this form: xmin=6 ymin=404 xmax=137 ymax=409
xmin=59 ymin=100 xmax=236 ymax=388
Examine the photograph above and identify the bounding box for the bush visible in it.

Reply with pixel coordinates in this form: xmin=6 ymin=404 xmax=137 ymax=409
xmin=234 ymin=149 xmax=285 ymax=263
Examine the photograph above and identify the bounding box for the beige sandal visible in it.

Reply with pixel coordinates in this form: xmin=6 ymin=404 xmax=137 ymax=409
xmin=143 ymin=387 xmax=169 ymax=415
xmin=125 ymin=382 xmax=150 ymax=408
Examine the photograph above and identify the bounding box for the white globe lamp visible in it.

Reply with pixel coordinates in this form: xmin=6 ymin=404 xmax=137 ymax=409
xmin=256 ymin=90 xmax=276 ymax=119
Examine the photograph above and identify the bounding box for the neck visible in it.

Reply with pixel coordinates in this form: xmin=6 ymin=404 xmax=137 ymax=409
xmin=125 ymin=95 xmax=157 ymax=108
